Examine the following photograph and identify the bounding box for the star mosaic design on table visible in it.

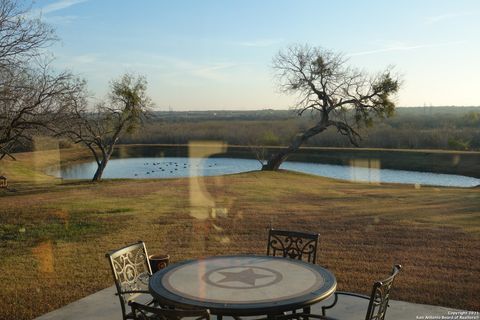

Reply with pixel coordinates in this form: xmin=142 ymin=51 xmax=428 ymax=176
xmin=216 ymin=268 xmax=273 ymax=286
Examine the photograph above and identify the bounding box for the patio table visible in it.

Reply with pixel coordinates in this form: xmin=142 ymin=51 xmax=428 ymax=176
xmin=148 ymin=255 xmax=336 ymax=318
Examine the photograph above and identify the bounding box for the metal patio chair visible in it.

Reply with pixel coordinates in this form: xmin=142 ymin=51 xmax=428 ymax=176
xmin=321 ymin=264 xmax=403 ymax=320
xmin=130 ymin=302 xmax=210 ymax=320
xmin=271 ymin=264 xmax=403 ymax=320
xmin=266 ymin=228 xmax=320 ymax=316
xmin=106 ymin=241 xmax=155 ymax=320
xmin=266 ymin=229 xmax=320 ymax=264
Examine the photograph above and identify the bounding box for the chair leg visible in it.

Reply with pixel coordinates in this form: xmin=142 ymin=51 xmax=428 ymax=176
xmin=321 ymin=293 xmax=338 ymax=316
xmin=303 ymin=306 xmax=310 ymax=320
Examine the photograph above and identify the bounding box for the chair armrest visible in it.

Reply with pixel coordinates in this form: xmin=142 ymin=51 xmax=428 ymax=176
xmin=321 ymin=291 xmax=370 ymax=316
xmin=334 ymin=291 xmax=371 ymax=300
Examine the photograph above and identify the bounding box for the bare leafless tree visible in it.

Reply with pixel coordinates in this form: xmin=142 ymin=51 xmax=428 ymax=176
xmin=0 ymin=0 xmax=55 ymax=68
xmin=262 ymin=44 xmax=401 ymax=170
xmin=0 ymin=0 xmax=81 ymax=159
xmin=62 ymin=74 xmax=151 ymax=181
xmin=0 ymin=61 xmax=86 ymax=159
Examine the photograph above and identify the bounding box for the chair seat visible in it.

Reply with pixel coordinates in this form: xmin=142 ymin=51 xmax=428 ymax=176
xmin=131 ymin=293 xmax=156 ymax=306
xmin=130 ymin=301 xmax=210 ymax=320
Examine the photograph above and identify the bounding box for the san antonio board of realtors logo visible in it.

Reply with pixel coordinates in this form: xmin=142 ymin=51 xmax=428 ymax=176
xmin=202 ymin=266 xmax=283 ymax=289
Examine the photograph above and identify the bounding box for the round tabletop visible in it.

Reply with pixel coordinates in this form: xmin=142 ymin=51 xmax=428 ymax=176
xmin=149 ymin=255 xmax=336 ymax=316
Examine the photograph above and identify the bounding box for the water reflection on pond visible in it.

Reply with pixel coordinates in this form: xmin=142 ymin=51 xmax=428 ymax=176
xmin=49 ymin=157 xmax=480 ymax=188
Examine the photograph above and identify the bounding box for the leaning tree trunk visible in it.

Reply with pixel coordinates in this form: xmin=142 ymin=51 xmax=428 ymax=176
xmin=92 ymin=158 xmax=109 ymax=181
xmin=262 ymin=121 xmax=329 ymax=171
xmin=91 ymin=143 xmax=114 ymax=181
xmin=91 ymin=134 xmax=120 ymax=181
xmin=262 ymin=148 xmax=292 ymax=171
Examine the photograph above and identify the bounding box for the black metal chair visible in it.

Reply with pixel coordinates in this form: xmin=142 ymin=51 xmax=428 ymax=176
xmin=271 ymin=264 xmax=402 ymax=320
xmin=266 ymin=229 xmax=320 ymax=264
xmin=321 ymin=264 xmax=402 ymax=320
xmin=106 ymin=241 xmax=155 ymax=320
xmin=130 ymin=302 xmax=210 ymax=320
xmin=266 ymin=229 xmax=320 ymax=316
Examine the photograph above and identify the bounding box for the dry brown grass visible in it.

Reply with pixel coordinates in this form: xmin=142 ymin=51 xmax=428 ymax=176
xmin=0 ymin=152 xmax=479 ymax=319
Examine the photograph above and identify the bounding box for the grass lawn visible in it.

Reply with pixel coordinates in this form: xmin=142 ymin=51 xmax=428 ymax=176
xmin=0 ymin=148 xmax=479 ymax=320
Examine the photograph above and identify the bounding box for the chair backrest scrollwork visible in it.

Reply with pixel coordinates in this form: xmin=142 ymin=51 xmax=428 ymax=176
xmin=267 ymin=229 xmax=320 ymax=264
xmin=365 ymin=264 xmax=402 ymax=320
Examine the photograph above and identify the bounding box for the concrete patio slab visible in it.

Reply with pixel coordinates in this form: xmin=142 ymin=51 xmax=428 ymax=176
xmin=35 ymin=286 xmax=476 ymax=320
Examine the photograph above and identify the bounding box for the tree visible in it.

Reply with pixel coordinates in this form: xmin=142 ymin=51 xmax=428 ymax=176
xmin=0 ymin=0 xmax=55 ymax=68
xmin=0 ymin=0 xmax=83 ymax=159
xmin=0 ymin=62 xmax=86 ymax=159
xmin=262 ymin=44 xmax=400 ymax=170
xmin=64 ymin=74 xmax=151 ymax=181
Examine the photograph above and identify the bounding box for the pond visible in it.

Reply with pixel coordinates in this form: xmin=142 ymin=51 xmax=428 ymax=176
xmin=48 ymin=157 xmax=480 ymax=188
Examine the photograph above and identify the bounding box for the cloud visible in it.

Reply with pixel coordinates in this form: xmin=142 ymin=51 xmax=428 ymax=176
xmin=131 ymin=54 xmax=243 ymax=82
xmin=190 ymin=62 xmax=239 ymax=81
xmin=41 ymin=0 xmax=89 ymax=14
xmin=71 ymin=53 xmax=101 ymax=64
xmin=59 ymin=52 xmax=243 ymax=83
xmin=44 ymin=15 xmax=79 ymax=24
xmin=348 ymin=41 xmax=465 ymax=57
xmin=425 ymin=12 xmax=473 ymax=24
xmin=27 ymin=0 xmax=88 ymax=23
xmin=230 ymin=39 xmax=283 ymax=47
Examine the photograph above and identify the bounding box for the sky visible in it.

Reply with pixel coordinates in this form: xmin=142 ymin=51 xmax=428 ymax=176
xmin=32 ymin=0 xmax=480 ymax=110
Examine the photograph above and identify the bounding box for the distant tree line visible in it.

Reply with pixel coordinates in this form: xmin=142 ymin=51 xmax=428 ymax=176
xmin=119 ymin=107 xmax=480 ymax=151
